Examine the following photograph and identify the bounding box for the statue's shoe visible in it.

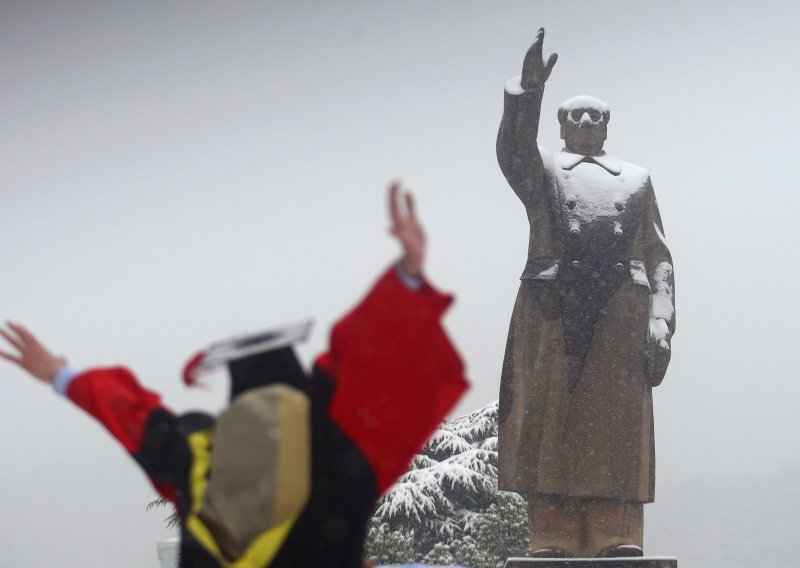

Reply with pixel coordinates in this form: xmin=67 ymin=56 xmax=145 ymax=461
xmin=598 ymin=544 xmax=644 ymax=557
xmin=532 ymin=548 xmax=571 ymax=558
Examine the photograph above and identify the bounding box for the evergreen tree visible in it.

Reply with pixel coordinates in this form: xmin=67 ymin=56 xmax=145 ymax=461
xmin=365 ymin=401 xmax=531 ymax=568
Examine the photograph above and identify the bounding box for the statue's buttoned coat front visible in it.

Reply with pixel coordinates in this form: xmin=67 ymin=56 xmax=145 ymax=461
xmin=496 ymin=80 xmax=675 ymax=503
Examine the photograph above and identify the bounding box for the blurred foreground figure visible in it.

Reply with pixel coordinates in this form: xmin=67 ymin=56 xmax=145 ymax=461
xmin=496 ymin=29 xmax=675 ymax=558
xmin=1 ymin=183 xmax=467 ymax=568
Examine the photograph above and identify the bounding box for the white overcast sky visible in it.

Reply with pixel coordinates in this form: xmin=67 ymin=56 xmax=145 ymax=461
xmin=1 ymin=1 xmax=799 ymax=566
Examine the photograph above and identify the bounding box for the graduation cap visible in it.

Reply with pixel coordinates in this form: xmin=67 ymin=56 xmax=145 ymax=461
xmin=182 ymin=320 xmax=313 ymax=400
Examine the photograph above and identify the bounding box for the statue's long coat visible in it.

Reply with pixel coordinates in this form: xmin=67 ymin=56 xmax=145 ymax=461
xmin=496 ymin=79 xmax=675 ymax=503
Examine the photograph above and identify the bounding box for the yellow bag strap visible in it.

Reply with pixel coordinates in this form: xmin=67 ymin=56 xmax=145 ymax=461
xmin=183 ymin=429 xmax=300 ymax=568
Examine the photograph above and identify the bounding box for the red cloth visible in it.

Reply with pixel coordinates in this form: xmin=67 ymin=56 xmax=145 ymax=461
xmin=315 ymin=266 xmax=468 ymax=494
xmin=67 ymin=367 xmax=176 ymax=501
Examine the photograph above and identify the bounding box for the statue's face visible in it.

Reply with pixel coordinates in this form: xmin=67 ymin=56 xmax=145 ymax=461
xmin=559 ymin=96 xmax=609 ymax=156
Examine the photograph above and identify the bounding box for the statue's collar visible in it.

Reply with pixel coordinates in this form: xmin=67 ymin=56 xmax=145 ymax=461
xmin=558 ymin=151 xmax=621 ymax=176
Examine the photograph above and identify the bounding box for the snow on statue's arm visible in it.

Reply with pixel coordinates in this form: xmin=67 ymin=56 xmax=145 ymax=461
xmin=642 ymin=179 xmax=675 ymax=387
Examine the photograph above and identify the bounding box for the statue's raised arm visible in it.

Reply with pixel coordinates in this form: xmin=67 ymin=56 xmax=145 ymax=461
xmin=497 ymin=28 xmax=558 ymax=207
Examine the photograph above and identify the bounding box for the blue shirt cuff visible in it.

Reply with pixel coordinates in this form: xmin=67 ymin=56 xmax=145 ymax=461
xmin=394 ymin=261 xmax=423 ymax=291
xmin=53 ymin=364 xmax=79 ymax=397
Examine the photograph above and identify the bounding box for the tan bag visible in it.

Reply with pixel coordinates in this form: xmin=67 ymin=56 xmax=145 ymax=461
xmin=198 ymin=384 xmax=311 ymax=561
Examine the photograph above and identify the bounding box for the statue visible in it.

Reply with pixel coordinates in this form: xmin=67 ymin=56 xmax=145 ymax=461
xmin=496 ymin=29 xmax=675 ymax=559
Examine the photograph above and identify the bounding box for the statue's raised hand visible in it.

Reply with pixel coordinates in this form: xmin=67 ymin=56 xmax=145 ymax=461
xmin=521 ymin=28 xmax=558 ymax=90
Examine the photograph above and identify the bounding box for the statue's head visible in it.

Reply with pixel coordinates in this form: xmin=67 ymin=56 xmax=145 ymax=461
xmin=558 ymin=95 xmax=610 ymax=156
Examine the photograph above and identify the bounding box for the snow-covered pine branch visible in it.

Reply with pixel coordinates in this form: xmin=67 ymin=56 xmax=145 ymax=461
xmin=365 ymin=400 xmax=531 ymax=568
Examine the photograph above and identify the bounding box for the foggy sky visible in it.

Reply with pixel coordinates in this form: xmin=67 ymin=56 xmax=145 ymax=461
xmin=2 ymin=2 xmax=799 ymax=566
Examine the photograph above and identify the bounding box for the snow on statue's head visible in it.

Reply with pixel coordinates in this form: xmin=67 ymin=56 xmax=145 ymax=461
xmin=558 ymin=95 xmax=610 ymax=156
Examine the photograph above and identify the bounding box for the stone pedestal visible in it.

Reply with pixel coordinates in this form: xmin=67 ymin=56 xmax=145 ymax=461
xmin=504 ymin=558 xmax=677 ymax=568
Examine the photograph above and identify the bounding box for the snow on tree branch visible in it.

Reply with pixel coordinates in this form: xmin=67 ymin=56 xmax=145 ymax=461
xmin=365 ymin=400 xmax=531 ymax=568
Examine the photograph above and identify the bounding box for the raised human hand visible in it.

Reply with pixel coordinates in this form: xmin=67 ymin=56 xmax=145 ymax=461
xmin=521 ymin=27 xmax=558 ymax=90
xmin=388 ymin=181 xmax=425 ymax=277
xmin=0 ymin=322 xmax=65 ymax=384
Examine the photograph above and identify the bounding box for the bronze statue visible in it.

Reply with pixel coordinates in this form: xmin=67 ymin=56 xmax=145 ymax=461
xmin=496 ymin=28 xmax=675 ymax=559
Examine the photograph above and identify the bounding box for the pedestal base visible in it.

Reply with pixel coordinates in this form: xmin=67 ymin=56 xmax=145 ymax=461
xmin=504 ymin=558 xmax=677 ymax=568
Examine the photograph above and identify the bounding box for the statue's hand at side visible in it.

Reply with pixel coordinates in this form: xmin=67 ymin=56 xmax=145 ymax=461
xmin=0 ymin=322 xmax=66 ymax=384
xmin=646 ymin=317 xmax=671 ymax=387
xmin=521 ymin=28 xmax=558 ymax=90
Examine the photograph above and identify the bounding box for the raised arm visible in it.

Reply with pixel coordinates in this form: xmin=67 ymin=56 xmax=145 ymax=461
xmin=497 ymin=28 xmax=557 ymax=207
xmin=315 ymin=182 xmax=467 ymax=494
